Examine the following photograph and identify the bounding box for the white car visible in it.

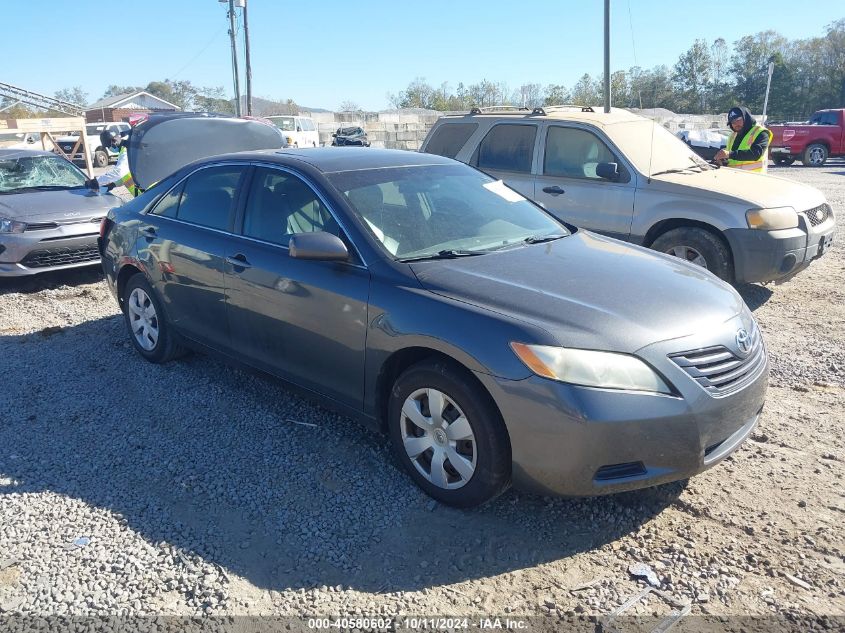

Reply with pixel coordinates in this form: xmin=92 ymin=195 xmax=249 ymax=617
xmin=55 ymin=122 xmax=131 ymax=168
xmin=0 ymin=131 xmax=41 ymax=149
xmin=266 ymin=115 xmax=319 ymax=148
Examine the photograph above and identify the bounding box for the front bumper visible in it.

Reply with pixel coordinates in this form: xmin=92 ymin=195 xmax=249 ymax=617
xmin=0 ymin=229 xmax=101 ymax=277
xmin=475 ymin=317 xmax=769 ymax=497
xmin=724 ymin=212 xmax=835 ymax=284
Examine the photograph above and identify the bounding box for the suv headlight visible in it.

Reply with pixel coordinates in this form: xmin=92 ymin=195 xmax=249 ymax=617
xmin=511 ymin=343 xmax=672 ymax=394
xmin=0 ymin=218 xmax=26 ymax=233
xmin=746 ymin=207 xmax=798 ymax=230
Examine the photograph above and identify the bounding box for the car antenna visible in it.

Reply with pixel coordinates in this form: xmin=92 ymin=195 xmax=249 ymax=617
xmin=647 ymin=116 xmax=656 ymax=184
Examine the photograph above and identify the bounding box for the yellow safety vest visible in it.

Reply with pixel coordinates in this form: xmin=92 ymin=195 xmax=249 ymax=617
xmin=727 ymin=124 xmax=773 ymax=173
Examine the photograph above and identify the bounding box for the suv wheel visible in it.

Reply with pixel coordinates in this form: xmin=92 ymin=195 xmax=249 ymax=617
xmin=388 ymin=360 xmax=511 ymax=508
xmin=651 ymin=227 xmax=733 ymax=282
xmin=802 ymin=143 xmax=828 ymax=167
xmin=123 ymin=273 xmax=184 ymax=363
xmin=94 ymin=150 xmax=109 ymax=168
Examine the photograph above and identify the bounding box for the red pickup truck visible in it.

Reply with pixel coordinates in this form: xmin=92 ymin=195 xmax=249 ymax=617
xmin=768 ymin=109 xmax=845 ymax=167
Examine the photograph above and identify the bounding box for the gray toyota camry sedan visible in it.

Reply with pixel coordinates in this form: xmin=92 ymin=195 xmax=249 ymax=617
xmin=0 ymin=150 xmax=119 ymax=276
xmin=100 ymin=147 xmax=768 ymax=507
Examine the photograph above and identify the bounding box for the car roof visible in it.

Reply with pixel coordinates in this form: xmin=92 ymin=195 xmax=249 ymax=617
xmin=202 ymin=147 xmax=456 ymax=173
xmin=437 ymin=106 xmax=646 ymax=129
xmin=0 ymin=148 xmax=59 ymax=158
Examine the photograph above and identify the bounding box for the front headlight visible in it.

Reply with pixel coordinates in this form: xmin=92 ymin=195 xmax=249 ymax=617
xmin=511 ymin=343 xmax=672 ymax=394
xmin=746 ymin=207 xmax=798 ymax=230
xmin=0 ymin=218 xmax=26 ymax=233
xmin=285 ymin=136 xmax=294 ymax=145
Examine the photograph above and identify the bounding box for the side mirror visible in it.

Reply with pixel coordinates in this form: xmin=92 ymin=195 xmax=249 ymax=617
xmin=596 ymin=162 xmax=620 ymax=182
xmin=289 ymin=231 xmax=349 ymax=261
xmin=331 ymin=133 xmax=337 ymax=137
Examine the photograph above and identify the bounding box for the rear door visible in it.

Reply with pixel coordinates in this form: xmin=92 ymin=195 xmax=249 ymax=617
xmin=470 ymin=123 xmax=538 ymax=199
xmin=533 ymin=123 xmax=636 ymax=239
xmin=142 ymin=163 xmax=248 ymax=351
xmin=223 ymin=165 xmax=369 ymax=407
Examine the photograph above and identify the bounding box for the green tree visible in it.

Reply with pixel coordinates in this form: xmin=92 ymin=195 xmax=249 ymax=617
xmin=729 ymin=31 xmax=789 ymax=111
xmin=571 ymin=74 xmax=600 ymax=106
xmin=543 ymin=84 xmax=571 ymax=106
xmin=672 ymin=39 xmax=712 ymax=113
xmin=54 ymin=87 xmax=88 ymax=107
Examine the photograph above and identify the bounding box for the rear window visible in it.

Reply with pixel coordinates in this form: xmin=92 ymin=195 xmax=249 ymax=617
xmin=424 ymin=123 xmax=478 ymax=159
xmin=476 ymin=124 xmax=537 ymax=173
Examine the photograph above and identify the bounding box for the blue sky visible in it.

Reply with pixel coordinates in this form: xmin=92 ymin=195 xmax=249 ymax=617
xmin=3 ymin=0 xmax=840 ymax=111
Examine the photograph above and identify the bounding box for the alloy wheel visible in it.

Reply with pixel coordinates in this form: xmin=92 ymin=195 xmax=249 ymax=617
xmin=665 ymin=245 xmax=708 ymax=268
xmin=399 ymin=388 xmax=477 ymax=490
xmin=808 ymin=146 xmax=825 ymax=165
xmin=127 ymin=288 xmax=159 ymax=351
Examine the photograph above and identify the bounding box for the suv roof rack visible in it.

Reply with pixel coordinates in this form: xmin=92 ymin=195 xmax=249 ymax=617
xmin=532 ymin=105 xmax=596 ymax=115
xmin=467 ymin=106 xmax=532 ymax=115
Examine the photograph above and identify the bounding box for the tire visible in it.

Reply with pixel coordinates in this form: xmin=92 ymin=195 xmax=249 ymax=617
xmin=94 ymin=150 xmax=109 ymax=168
xmin=122 ymin=273 xmax=184 ymax=364
xmin=802 ymin=143 xmax=828 ymax=167
xmin=651 ymin=227 xmax=734 ymax=282
xmin=388 ymin=359 xmax=511 ymax=508
xmin=773 ymin=156 xmax=795 ymax=166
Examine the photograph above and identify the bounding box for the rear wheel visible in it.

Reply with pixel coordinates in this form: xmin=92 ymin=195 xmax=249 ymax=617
xmin=802 ymin=143 xmax=828 ymax=167
xmin=94 ymin=150 xmax=109 ymax=168
xmin=651 ymin=227 xmax=733 ymax=282
xmin=122 ymin=273 xmax=184 ymax=363
xmin=388 ymin=360 xmax=511 ymax=508
xmin=773 ymin=156 xmax=795 ymax=166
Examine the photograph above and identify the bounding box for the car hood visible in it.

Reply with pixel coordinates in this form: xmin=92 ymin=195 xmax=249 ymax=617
xmin=0 ymin=189 xmax=118 ymax=222
xmin=410 ymin=231 xmax=744 ymax=354
xmin=651 ymin=167 xmax=826 ymax=210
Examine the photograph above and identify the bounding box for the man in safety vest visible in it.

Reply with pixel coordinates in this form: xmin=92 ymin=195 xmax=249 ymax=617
xmin=90 ymin=114 xmax=148 ymax=196
xmin=713 ymin=106 xmax=772 ymax=173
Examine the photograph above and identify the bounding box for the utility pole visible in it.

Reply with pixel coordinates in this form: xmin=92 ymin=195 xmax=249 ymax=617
xmin=243 ymin=0 xmax=253 ymax=116
xmin=228 ymin=0 xmax=242 ymax=116
xmin=762 ymin=60 xmax=775 ymax=123
xmin=604 ymin=0 xmax=611 ymax=113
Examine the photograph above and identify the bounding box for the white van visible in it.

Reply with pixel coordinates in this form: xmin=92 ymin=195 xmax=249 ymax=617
xmin=266 ymin=115 xmax=319 ymax=148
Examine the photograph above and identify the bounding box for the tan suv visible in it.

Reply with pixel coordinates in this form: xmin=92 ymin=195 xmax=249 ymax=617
xmin=420 ymin=106 xmax=835 ymax=284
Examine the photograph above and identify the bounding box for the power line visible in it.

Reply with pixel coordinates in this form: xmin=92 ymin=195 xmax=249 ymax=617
xmin=167 ymin=24 xmax=229 ymax=82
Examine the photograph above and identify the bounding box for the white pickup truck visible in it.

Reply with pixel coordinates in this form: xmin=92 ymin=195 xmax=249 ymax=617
xmin=55 ymin=122 xmax=130 ymax=168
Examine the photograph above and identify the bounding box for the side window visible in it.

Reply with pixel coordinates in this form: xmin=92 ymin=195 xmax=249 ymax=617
xmin=242 ymin=167 xmax=338 ymax=245
xmin=175 ymin=166 xmax=243 ymax=231
xmin=544 ymin=126 xmax=624 ymax=181
xmin=822 ymin=112 xmax=838 ymax=125
xmin=476 ymin=124 xmax=537 ymax=173
xmin=424 ymin=123 xmax=478 ymax=158
xmin=149 ymin=181 xmax=184 ymax=218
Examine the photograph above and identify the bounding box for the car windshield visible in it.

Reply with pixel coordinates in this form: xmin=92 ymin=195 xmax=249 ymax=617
xmin=269 ymin=116 xmax=295 ymax=131
xmin=328 ymin=164 xmax=568 ymax=259
xmin=611 ymin=119 xmax=711 ymax=176
xmin=0 ymin=154 xmax=87 ymax=194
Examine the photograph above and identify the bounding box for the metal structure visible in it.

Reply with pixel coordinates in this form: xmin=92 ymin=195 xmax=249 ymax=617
xmin=0 ymin=116 xmax=94 ymax=177
xmin=0 ymin=82 xmax=85 ymax=117
xmin=604 ymin=0 xmax=611 ymax=113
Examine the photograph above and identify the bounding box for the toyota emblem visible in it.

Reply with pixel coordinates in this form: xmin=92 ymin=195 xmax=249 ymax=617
xmin=735 ymin=328 xmax=752 ymax=355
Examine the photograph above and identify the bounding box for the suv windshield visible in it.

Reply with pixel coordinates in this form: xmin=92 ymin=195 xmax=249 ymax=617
xmin=328 ymin=164 xmax=568 ymax=259
xmin=611 ymin=119 xmax=710 ymax=176
xmin=0 ymin=154 xmax=87 ymax=194
xmin=269 ymin=116 xmax=295 ymax=132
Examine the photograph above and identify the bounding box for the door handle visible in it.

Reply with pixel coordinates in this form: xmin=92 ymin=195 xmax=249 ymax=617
xmin=226 ymin=253 xmax=252 ymax=269
xmin=141 ymin=226 xmax=157 ymax=238
xmin=542 ymin=186 xmax=565 ymax=195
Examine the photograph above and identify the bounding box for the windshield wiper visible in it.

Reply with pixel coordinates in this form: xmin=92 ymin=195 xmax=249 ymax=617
xmin=523 ymin=233 xmax=567 ymax=244
xmin=650 ymin=167 xmax=699 ymax=177
xmin=398 ymin=249 xmax=486 ymax=262
xmin=9 ymin=185 xmax=80 ymax=192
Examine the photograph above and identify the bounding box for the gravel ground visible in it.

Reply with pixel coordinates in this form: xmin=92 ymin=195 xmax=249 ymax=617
xmin=0 ymin=162 xmax=843 ymax=630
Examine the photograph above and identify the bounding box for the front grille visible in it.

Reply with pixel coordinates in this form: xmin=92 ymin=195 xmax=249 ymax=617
xmin=669 ymin=326 xmax=765 ymax=396
xmin=804 ymin=203 xmax=831 ymax=227
xmin=21 ymin=244 xmax=100 ymax=268
xmin=25 ymin=221 xmax=60 ymax=231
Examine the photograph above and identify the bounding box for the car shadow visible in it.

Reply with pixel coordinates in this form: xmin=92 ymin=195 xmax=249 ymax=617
xmin=0 ymin=316 xmax=684 ymax=594
xmin=735 ymin=283 xmax=773 ymax=311
xmin=0 ymin=266 xmax=104 ymax=296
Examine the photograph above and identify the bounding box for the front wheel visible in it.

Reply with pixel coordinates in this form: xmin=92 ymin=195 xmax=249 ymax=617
xmin=94 ymin=150 xmax=109 ymax=168
xmin=122 ymin=273 xmax=184 ymax=363
xmin=651 ymin=227 xmax=733 ymax=282
xmin=388 ymin=360 xmax=511 ymax=508
xmin=802 ymin=143 xmax=828 ymax=167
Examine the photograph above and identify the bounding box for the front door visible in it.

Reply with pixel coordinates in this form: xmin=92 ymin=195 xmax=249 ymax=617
xmin=224 ymin=166 xmax=369 ymax=408
xmin=533 ymin=124 xmax=636 ymax=240
xmin=142 ymin=164 xmax=247 ymax=350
